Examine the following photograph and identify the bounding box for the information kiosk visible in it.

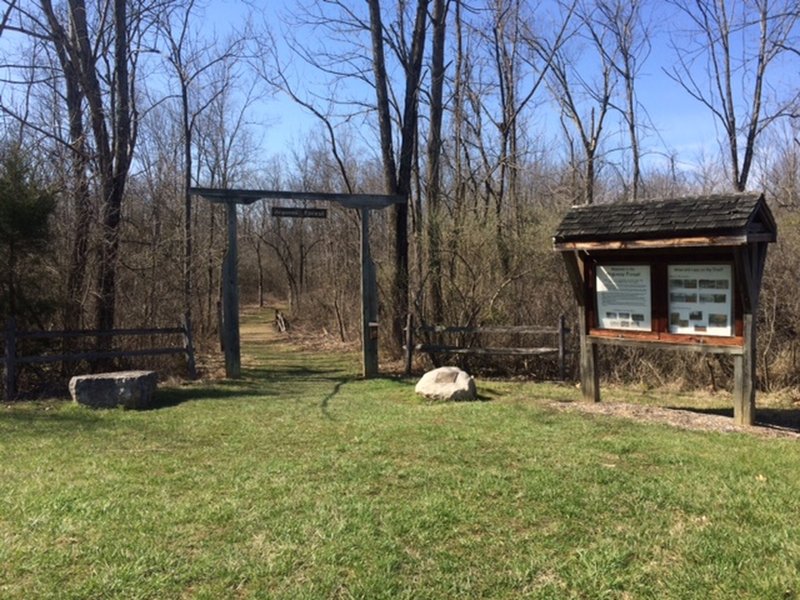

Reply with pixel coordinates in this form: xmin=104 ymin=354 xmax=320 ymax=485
xmin=553 ymin=193 xmax=777 ymax=425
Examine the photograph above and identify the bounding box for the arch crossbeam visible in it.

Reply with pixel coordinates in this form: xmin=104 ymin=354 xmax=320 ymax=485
xmin=192 ymin=187 xmax=403 ymax=209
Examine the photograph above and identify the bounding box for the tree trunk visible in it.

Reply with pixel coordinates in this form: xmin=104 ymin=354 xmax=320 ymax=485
xmin=94 ymin=0 xmax=131 ymax=334
xmin=426 ymin=0 xmax=446 ymax=323
xmin=66 ymin=0 xmax=134 ymax=337
xmin=39 ymin=0 xmax=92 ymax=331
xmin=367 ymin=0 xmax=429 ymax=349
xmin=181 ymin=77 xmax=195 ymax=352
xmin=367 ymin=0 xmax=398 ymax=196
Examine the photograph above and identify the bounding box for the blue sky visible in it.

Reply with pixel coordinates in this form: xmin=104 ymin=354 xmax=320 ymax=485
xmin=212 ymin=0 xmax=795 ymax=174
xmin=1 ymin=0 xmax=795 ymax=179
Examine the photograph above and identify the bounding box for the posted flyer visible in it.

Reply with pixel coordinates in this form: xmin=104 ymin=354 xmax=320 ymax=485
xmin=595 ymin=265 xmax=652 ymax=332
xmin=668 ymin=264 xmax=732 ymax=337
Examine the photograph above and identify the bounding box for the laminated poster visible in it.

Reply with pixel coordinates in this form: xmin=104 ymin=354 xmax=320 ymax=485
xmin=668 ymin=264 xmax=732 ymax=337
xmin=596 ymin=265 xmax=652 ymax=332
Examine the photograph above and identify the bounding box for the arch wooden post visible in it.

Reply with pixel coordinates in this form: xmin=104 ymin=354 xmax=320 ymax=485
xmin=221 ymin=201 xmax=241 ymax=378
xmin=361 ymin=208 xmax=379 ymax=378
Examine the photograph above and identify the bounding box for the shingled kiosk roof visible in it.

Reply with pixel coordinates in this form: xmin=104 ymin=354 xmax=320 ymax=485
xmin=553 ymin=193 xmax=776 ymax=250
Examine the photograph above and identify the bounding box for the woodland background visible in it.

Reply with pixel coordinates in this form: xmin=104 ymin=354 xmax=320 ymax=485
xmin=1 ymin=0 xmax=800 ymax=397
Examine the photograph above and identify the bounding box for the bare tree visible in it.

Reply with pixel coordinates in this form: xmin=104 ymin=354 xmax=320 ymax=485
xmin=425 ymin=0 xmax=447 ymax=323
xmin=78 ymin=0 xmax=136 ymax=333
xmin=586 ymin=0 xmax=651 ymax=201
xmin=2 ymin=0 xmax=169 ymax=335
xmin=547 ymin=7 xmax=616 ymax=205
xmin=192 ymin=61 xmax=258 ymax=334
xmin=39 ymin=0 xmax=93 ymax=329
xmin=487 ymin=0 xmax=574 ymax=265
xmin=367 ymin=0 xmax=429 ymax=346
xmin=1 ymin=1 xmax=95 ymax=330
xmin=666 ymin=0 xmax=800 ymax=192
xmin=157 ymin=0 xmax=248 ymax=345
xmin=756 ymin=119 xmax=800 ymax=209
xmin=0 ymin=0 xmax=17 ymax=37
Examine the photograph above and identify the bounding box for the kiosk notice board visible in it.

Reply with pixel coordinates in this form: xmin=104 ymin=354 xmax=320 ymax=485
xmin=553 ymin=193 xmax=776 ymax=426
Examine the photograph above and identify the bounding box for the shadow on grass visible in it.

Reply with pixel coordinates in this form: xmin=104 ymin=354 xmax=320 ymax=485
xmin=243 ymin=365 xmax=348 ymax=382
xmin=475 ymin=384 xmax=502 ymax=402
xmin=320 ymin=380 xmax=346 ymax=419
xmin=668 ymin=405 xmax=800 ymax=434
xmin=149 ymin=383 xmax=281 ymax=410
xmin=755 ymin=408 xmax=800 ymax=432
xmin=151 ymin=364 xmax=359 ymax=411
xmin=0 ymin=406 xmax=103 ymax=430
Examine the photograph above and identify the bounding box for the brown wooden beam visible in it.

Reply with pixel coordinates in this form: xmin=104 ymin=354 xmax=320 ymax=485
xmin=751 ymin=242 xmax=768 ymax=304
xmin=734 ymin=247 xmax=756 ymax=313
xmin=561 ymin=251 xmax=586 ymax=305
xmin=412 ymin=345 xmax=562 ymax=356
xmin=16 ymin=347 xmax=189 ymax=365
xmin=588 ymin=335 xmax=745 ymax=355
xmin=17 ymin=326 xmax=185 ymax=340
xmin=416 ymin=325 xmax=562 ymax=335
xmin=554 ymin=235 xmax=748 ymax=251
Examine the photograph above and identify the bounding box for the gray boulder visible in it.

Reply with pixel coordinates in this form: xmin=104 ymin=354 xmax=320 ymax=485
xmin=415 ymin=366 xmax=476 ymax=401
xmin=69 ymin=370 xmax=158 ymax=409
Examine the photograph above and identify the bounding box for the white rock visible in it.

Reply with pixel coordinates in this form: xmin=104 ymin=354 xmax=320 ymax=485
xmin=415 ymin=366 xmax=476 ymax=401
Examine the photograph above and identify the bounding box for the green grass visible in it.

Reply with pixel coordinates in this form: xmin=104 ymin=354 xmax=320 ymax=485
xmin=3 ymin=313 xmax=800 ymax=598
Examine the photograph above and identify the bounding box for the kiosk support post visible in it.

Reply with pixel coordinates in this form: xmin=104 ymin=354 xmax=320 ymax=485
xmin=733 ymin=313 xmax=756 ymax=426
xmin=579 ymin=310 xmax=600 ymax=403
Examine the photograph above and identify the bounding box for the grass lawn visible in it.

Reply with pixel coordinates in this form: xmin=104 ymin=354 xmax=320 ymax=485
xmin=3 ymin=310 xmax=800 ymax=599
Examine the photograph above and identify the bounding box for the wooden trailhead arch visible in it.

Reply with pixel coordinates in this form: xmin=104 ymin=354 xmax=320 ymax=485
xmin=554 ymin=193 xmax=777 ymax=426
xmin=190 ymin=187 xmax=404 ymax=379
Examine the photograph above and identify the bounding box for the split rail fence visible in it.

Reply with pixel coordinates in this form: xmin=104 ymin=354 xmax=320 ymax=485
xmin=404 ymin=314 xmax=570 ymax=378
xmin=3 ymin=317 xmax=197 ymax=401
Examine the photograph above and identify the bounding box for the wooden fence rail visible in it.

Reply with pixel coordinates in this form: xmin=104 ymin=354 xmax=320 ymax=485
xmin=3 ymin=317 xmax=197 ymax=401
xmin=404 ymin=314 xmax=570 ymax=379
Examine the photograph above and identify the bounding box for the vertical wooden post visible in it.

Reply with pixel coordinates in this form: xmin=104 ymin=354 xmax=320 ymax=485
xmin=558 ymin=314 xmax=566 ymax=381
xmin=182 ymin=314 xmax=198 ymax=380
xmin=561 ymin=252 xmax=600 ymax=401
xmin=221 ymin=201 xmax=241 ymax=378
xmin=4 ymin=317 xmax=16 ymax=401
xmin=578 ymin=306 xmax=600 ymax=402
xmin=732 ymin=245 xmax=763 ymax=426
xmin=404 ymin=313 xmax=414 ymax=376
xmin=361 ymin=208 xmax=379 ymax=378
xmin=733 ymin=313 xmax=756 ymax=425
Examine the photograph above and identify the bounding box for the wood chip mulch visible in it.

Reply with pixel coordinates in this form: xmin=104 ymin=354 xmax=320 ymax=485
xmin=549 ymin=400 xmax=800 ymax=439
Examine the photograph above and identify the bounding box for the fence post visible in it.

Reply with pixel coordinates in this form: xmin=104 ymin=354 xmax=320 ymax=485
xmin=404 ymin=313 xmax=414 ymax=376
xmin=4 ymin=317 xmax=17 ymax=401
xmin=558 ymin=314 xmax=566 ymax=381
xmin=182 ymin=314 xmax=198 ymax=380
